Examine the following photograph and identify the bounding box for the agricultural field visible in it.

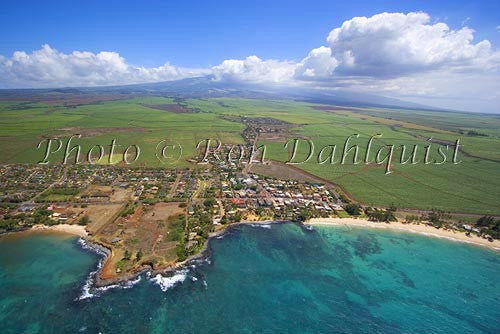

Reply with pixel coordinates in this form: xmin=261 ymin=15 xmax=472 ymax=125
xmin=0 ymin=95 xmax=499 ymax=214
xmin=0 ymin=97 xmax=244 ymax=166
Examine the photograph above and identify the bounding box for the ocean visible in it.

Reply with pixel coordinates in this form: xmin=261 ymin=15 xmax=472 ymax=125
xmin=0 ymin=223 xmax=499 ymax=334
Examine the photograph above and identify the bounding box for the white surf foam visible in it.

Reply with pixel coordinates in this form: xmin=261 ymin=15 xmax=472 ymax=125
xmin=249 ymin=223 xmax=272 ymax=229
xmin=76 ymin=238 xmax=142 ymax=300
xmin=149 ymin=269 xmax=189 ymax=292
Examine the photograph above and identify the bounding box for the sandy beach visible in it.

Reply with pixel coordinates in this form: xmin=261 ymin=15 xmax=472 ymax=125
xmin=31 ymin=224 xmax=88 ymax=237
xmin=305 ymin=218 xmax=500 ymax=251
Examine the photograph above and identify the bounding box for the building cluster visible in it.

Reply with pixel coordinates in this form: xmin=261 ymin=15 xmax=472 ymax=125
xmin=217 ymin=171 xmax=345 ymax=222
xmin=1 ymin=161 xmax=497 ymax=245
xmin=0 ymin=165 xmax=62 ymax=203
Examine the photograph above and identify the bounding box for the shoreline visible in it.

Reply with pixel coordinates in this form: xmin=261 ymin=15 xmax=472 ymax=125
xmin=30 ymin=224 xmax=88 ymax=237
xmin=90 ymin=220 xmax=283 ymax=287
xmin=0 ymin=224 xmax=89 ymax=239
xmin=3 ymin=218 xmax=498 ymax=291
xmin=90 ymin=217 xmax=500 ymax=290
xmin=305 ymin=218 xmax=500 ymax=251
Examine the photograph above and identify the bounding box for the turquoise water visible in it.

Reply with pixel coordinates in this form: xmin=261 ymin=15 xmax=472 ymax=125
xmin=0 ymin=223 xmax=499 ymax=334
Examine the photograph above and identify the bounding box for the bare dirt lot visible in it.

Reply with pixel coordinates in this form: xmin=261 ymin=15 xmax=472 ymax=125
xmin=249 ymin=160 xmax=355 ymax=201
xmin=249 ymin=160 xmax=322 ymax=183
xmin=80 ymin=185 xmax=132 ymax=202
xmin=142 ymin=202 xmax=184 ymax=222
xmin=85 ymin=203 xmax=125 ymax=235
xmin=94 ymin=202 xmax=185 ymax=280
xmin=110 ymin=187 xmax=133 ymax=202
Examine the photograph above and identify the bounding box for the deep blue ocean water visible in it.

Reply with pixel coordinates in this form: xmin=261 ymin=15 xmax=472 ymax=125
xmin=0 ymin=223 xmax=499 ymax=334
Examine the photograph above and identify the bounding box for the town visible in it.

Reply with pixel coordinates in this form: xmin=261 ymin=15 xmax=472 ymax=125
xmin=0 ymin=113 xmax=498 ymax=282
xmin=0 ymin=162 xmax=349 ymax=273
xmin=1 ymin=157 xmax=498 ymax=283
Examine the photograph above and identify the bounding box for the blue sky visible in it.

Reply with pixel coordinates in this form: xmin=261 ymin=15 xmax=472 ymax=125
xmin=1 ymin=0 xmax=499 ymax=67
xmin=1 ymin=0 xmax=499 ymax=112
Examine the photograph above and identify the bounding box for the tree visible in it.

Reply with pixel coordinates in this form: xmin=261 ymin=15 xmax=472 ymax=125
xmin=297 ymin=208 xmax=313 ymax=221
xmin=220 ymin=215 xmax=227 ymax=225
xmin=136 ymin=249 xmax=143 ymax=261
xmin=404 ymin=215 xmax=419 ymax=223
xmin=366 ymin=209 xmax=386 ymax=222
xmin=230 ymin=212 xmax=242 ymax=223
xmin=476 ymin=216 xmax=495 ymax=227
xmin=388 ymin=203 xmax=397 ymax=213
xmin=203 ymin=198 xmax=215 ymax=208
xmin=198 ymin=228 xmax=209 ymax=239
xmin=176 ymin=242 xmax=187 ymax=261
xmin=199 ymin=213 xmax=211 ymax=225
xmin=426 ymin=209 xmax=450 ymax=225
xmin=123 ymin=249 xmax=131 ymax=260
xmin=339 ymin=194 xmax=350 ymax=204
xmin=78 ymin=215 xmax=90 ymax=225
xmin=344 ymin=203 xmax=361 ymax=216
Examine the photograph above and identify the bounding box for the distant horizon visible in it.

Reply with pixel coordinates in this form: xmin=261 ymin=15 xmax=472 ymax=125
xmin=2 ymin=75 xmax=500 ymax=115
xmin=1 ymin=0 xmax=500 ymax=113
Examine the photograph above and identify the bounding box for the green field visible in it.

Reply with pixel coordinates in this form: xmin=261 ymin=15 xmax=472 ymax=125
xmin=1 ymin=96 xmax=499 ymax=214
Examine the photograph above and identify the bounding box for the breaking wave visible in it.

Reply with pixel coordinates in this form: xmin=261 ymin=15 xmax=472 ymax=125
xmin=148 ymin=269 xmax=189 ymax=292
xmin=76 ymin=238 xmax=141 ymax=300
xmin=249 ymin=223 xmax=272 ymax=229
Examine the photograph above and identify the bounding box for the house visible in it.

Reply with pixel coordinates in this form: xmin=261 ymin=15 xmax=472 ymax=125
xmin=257 ymin=198 xmax=271 ymax=207
xmin=231 ymin=198 xmax=246 ymax=209
xmin=18 ymin=203 xmax=36 ymax=212
xmin=331 ymin=204 xmax=343 ymax=210
xmin=58 ymin=214 xmax=69 ymax=222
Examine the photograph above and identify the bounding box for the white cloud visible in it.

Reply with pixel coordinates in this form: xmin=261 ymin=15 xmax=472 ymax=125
xmin=211 ymin=56 xmax=296 ymax=83
xmin=1 ymin=12 xmax=499 ymax=112
xmin=0 ymin=44 xmax=207 ymax=88
xmin=324 ymin=12 xmax=498 ymax=77
xmin=291 ymin=12 xmax=500 ymax=112
xmin=294 ymin=46 xmax=338 ymax=80
xmin=210 ymin=12 xmax=499 ymax=85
